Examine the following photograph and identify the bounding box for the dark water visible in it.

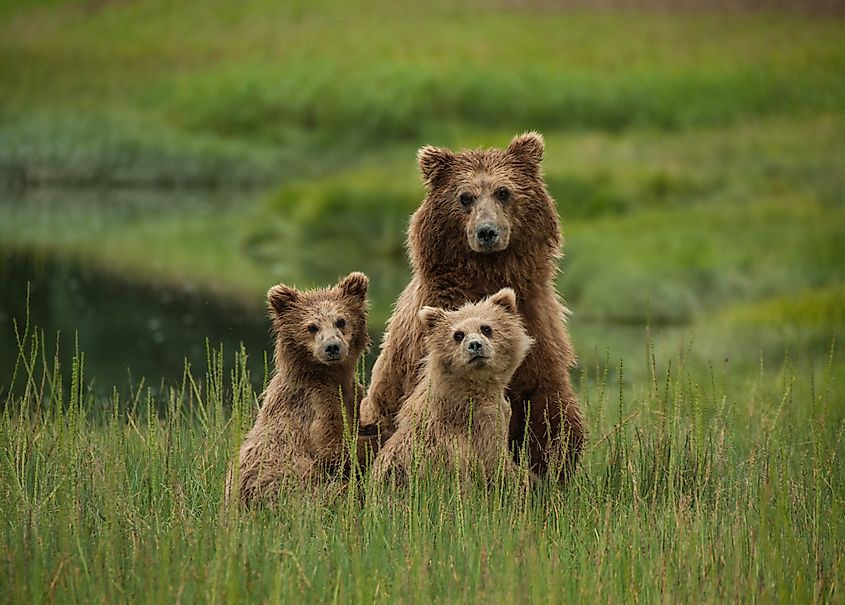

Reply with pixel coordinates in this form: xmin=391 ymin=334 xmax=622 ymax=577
xmin=0 ymin=250 xmax=272 ymax=398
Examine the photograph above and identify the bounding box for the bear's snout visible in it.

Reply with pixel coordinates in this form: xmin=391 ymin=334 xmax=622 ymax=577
xmin=317 ymin=337 xmax=347 ymax=364
xmin=467 ymin=338 xmax=484 ymax=354
xmin=475 ymin=224 xmax=500 ymax=248
xmin=465 ymin=196 xmax=510 ymax=253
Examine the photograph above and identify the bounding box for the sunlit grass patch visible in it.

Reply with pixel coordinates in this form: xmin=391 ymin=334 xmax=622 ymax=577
xmin=723 ymin=284 xmax=845 ymax=327
xmin=563 ymin=195 xmax=845 ymax=323
xmin=1 ymin=3 xmax=844 ymax=183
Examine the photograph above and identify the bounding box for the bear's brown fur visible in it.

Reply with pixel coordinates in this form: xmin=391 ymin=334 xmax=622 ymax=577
xmin=362 ymin=132 xmax=584 ymax=479
xmin=371 ymin=289 xmax=535 ymax=483
xmin=235 ymin=272 xmax=373 ymax=507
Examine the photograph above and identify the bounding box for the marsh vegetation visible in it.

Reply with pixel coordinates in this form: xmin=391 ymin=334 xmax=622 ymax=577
xmin=1 ymin=0 xmax=843 ymax=601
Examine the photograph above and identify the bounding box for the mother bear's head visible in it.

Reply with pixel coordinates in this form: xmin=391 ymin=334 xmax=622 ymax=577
xmin=409 ymin=132 xmax=561 ymax=278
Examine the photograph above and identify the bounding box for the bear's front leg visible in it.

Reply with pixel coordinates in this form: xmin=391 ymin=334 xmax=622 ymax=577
xmin=370 ymin=428 xmax=412 ymax=484
xmin=509 ymin=385 xmax=584 ymax=482
xmin=308 ymin=413 xmax=347 ymax=477
xmin=360 ymin=285 xmax=427 ymax=430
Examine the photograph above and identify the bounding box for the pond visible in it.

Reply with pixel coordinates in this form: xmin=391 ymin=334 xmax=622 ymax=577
xmin=0 ymin=250 xmax=272 ymax=399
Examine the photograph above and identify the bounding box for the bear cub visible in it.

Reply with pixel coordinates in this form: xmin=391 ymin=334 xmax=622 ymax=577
xmin=235 ymin=272 xmax=373 ymax=507
xmin=372 ymin=288 xmax=534 ymax=484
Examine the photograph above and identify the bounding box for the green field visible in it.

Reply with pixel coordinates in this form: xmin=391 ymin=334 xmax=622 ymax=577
xmin=1 ymin=0 xmax=844 ymax=602
xmin=3 ymin=305 xmax=843 ymax=602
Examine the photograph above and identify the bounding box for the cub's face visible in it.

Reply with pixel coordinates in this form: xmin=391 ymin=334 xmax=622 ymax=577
xmin=267 ymin=272 xmax=369 ymax=367
xmin=418 ymin=288 xmax=533 ymax=383
xmin=416 ymin=132 xmax=547 ymax=255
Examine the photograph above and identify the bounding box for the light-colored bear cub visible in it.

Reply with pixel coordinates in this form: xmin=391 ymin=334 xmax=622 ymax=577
xmin=234 ymin=272 xmax=372 ymax=507
xmin=372 ymin=288 xmax=534 ymax=483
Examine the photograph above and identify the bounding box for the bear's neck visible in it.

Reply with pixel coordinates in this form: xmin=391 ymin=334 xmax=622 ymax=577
xmin=409 ymin=202 xmax=561 ymax=299
xmin=420 ymin=248 xmax=558 ymax=292
xmin=420 ymin=360 xmax=508 ymax=412
xmin=275 ymin=356 xmax=357 ymax=398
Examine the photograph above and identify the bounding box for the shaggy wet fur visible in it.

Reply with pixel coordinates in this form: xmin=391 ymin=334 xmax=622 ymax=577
xmin=362 ymin=132 xmax=585 ymax=479
xmin=234 ymin=272 xmax=374 ymax=507
xmin=372 ymin=289 xmax=534 ymax=483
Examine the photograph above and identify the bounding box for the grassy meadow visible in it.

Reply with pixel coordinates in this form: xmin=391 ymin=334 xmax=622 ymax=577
xmin=3 ymin=300 xmax=844 ymax=602
xmin=1 ymin=0 xmax=844 ymax=602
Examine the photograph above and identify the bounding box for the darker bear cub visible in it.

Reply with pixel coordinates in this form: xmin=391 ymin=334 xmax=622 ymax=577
xmin=235 ymin=272 xmax=373 ymax=507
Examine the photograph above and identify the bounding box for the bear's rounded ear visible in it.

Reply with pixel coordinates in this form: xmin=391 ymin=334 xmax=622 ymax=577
xmin=337 ymin=271 xmax=368 ymax=303
xmin=488 ymin=288 xmax=518 ymax=314
xmin=417 ymin=145 xmax=455 ymax=187
xmin=267 ymin=284 xmax=299 ymax=316
xmin=418 ymin=306 xmax=447 ymax=332
xmin=506 ymin=131 xmax=544 ymax=166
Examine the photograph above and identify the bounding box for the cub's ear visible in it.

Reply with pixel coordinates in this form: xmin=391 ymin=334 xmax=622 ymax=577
xmin=506 ymin=131 xmax=544 ymax=166
xmin=418 ymin=306 xmax=447 ymax=332
xmin=488 ymin=288 xmax=518 ymax=314
xmin=267 ymin=284 xmax=299 ymax=316
xmin=337 ymin=271 xmax=369 ymax=302
xmin=417 ymin=145 xmax=455 ymax=187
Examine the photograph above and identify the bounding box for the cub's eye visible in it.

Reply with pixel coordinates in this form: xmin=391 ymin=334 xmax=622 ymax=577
xmin=453 ymin=330 xmax=465 ymax=343
xmin=307 ymin=324 xmax=319 ymax=334
xmin=494 ymin=187 xmax=510 ymax=202
xmin=459 ymin=192 xmax=475 ymax=208
xmin=480 ymin=325 xmax=493 ymax=338
xmin=335 ymin=318 xmax=346 ymax=329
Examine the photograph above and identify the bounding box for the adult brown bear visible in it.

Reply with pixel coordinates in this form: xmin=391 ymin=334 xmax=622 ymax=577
xmin=361 ymin=132 xmax=584 ymax=480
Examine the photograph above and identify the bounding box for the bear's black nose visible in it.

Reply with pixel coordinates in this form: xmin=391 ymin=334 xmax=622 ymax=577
xmin=325 ymin=342 xmax=341 ymax=357
xmin=467 ymin=339 xmax=484 ymax=353
xmin=476 ymin=224 xmax=499 ymax=247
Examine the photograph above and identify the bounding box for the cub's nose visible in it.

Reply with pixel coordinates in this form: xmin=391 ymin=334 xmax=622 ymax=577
xmin=467 ymin=339 xmax=484 ymax=354
xmin=476 ymin=224 xmax=500 ymax=247
xmin=324 ymin=342 xmax=341 ymax=358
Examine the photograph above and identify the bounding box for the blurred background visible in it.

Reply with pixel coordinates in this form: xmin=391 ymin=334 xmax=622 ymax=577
xmin=0 ymin=0 xmax=843 ymax=396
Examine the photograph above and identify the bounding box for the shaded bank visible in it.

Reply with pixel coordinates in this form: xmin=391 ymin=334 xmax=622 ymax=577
xmin=0 ymin=250 xmax=271 ymax=398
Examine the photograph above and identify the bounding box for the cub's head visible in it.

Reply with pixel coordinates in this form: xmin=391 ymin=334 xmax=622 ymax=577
xmin=415 ymin=132 xmax=555 ymax=256
xmin=418 ymin=288 xmax=533 ymax=385
xmin=267 ymin=272 xmax=370 ymax=368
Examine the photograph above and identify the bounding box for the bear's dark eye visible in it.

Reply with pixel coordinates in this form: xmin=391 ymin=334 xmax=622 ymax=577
xmin=307 ymin=324 xmax=319 ymax=334
xmin=335 ymin=318 xmax=346 ymax=329
xmin=494 ymin=187 xmax=510 ymax=202
xmin=459 ymin=192 xmax=475 ymax=208
xmin=480 ymin=325 xmax=493 ymax=338
xmin=453 ymin=330 xmax=465 ymax=343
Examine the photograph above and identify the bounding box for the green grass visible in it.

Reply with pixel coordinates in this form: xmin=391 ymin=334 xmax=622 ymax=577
xmin=3 ymin=113 xmax=842 ymax=331
xmin=1 ymin=1 xmax=843 ymax=329
xmin=1 ymin=4 xmax=844 ymax=598
xmin=1 ymin=1 xmax=844 ymax=185
xmin=2 ymin=304 xmax=843 ymax=602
